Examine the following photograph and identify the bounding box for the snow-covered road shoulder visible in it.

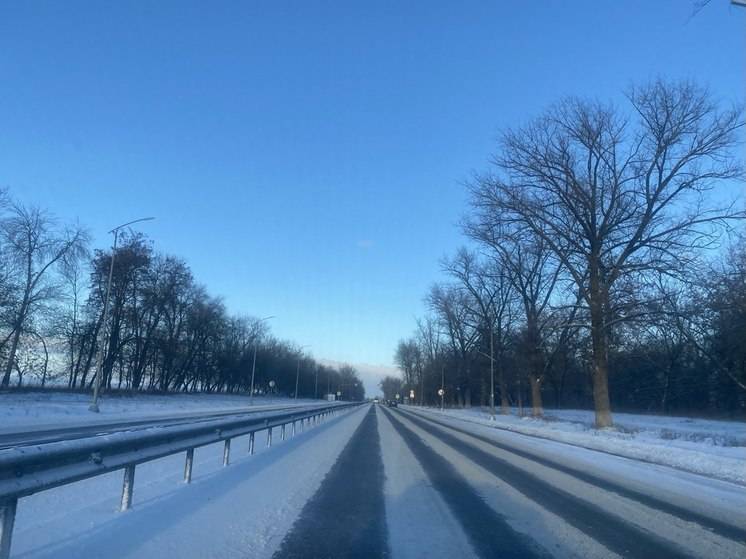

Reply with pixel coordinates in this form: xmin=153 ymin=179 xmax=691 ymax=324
xmin=408 ymin=406 xmax=746 ymax=486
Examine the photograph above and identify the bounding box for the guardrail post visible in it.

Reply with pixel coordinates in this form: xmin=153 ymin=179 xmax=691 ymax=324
xmin=281 ymin=424 xmax=286 ymax=441
xmin=0 ymin=498 xmax=18 ymax=559
xmin=223 ymin=438 xmax=231 ymax=466
xmin=291 ymin=420 xmax=296 ymax=437
xmin=249 ymin=432 xmax=255 ymax=455
xmin=266 ymin=427 xmax=273 ymax=448
xmin=120 ymin=464 xmax=136 ymax=511
xmin=184 ymin=448 xmax=194 ymax=483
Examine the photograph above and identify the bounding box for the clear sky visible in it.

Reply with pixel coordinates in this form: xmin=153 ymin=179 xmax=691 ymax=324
xmin=1 ymin=1 xmax=744 ymax=395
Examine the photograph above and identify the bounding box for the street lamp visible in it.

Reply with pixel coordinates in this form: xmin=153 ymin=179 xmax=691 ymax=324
xmin=440 ymin=364 xmax=445 ymax=412
xmin=489 ymin=328 xmax=495 ymax=419
xmin=90 ymin=217 xmax=155 ymax=413
xmin=476 ymin=339 xmax=496 ymax=419
xmin=250 ymin=315 xmax=275 ymax=405
xmin=295 ymin=345 xmax=310 ymax=401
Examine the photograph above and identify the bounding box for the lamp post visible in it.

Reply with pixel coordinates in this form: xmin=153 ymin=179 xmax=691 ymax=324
xmin=440 ymin=364 xmax=445 ymax=411
xmin=489 ymin=328 xmax=495 ymax=419
xmin=90 ymin=217 xmax=155 ymax=413
xmin=249 ymin=315 xmax=275 ymax=406
xmin=295 ymin=345 xmax=310 ymax=401
xmin=477 ymin=342 xmax=496 ymax=419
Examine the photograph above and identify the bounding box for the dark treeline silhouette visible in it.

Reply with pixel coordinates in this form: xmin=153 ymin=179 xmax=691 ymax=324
xmin=392 ymin=80 xmax=745 ymax=425
xmin=0 ymin=194 xmax=364 ymax=401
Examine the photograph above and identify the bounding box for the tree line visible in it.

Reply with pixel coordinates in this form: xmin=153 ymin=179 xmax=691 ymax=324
xmin=387 ymin=80 xmax=745 ymax=426
xmin=0 ymin=194 xmax=365 ymax=401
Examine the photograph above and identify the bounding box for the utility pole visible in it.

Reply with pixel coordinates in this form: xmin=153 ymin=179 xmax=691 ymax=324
xmin=440 ymin=364 xmax=445 ymax=412
xmin=419 ymin=366 xmax=425 ymax=407
xmin=249 ymin=315 xmax=275 ymax=405
xmin=90 ymin=217 xmax=155 ymax=413
xmin=295 ymin=345 xmax=310 ymax=400
xmin=490 ymin=328 xmax=496 ymax=419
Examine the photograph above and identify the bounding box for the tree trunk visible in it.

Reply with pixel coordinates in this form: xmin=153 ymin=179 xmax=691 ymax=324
xmin=526 ymin=315 xmax=544 ymax=417
xmin=589 ymin=267 xmax=613 ymax=428
xmin=2 ymin=325 xmax=22 ymax=387
xmin=529 ymin=375 xmax=543 ymax=417
xmin=497 ymin=354 xmax=510 ymax=413
xmin=517 ymin=378 xmax=524 ymax=416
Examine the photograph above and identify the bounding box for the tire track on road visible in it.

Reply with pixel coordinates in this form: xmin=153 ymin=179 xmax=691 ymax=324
xmin=382 ymin=407 xmax=551 ymax=559
xmin=394 ymin=408 xmax=692 ymax=558
xmin=402 ymin=408 xmax=746 ymax=543
xmin=273 ymin=405 xmax=388 ymax=558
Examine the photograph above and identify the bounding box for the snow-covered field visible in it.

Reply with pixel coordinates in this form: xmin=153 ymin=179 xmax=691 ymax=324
xmin=0 ymin=391 xmax=321 ymax=432
xmin=412 ymin=406 xmax=746 ymax=485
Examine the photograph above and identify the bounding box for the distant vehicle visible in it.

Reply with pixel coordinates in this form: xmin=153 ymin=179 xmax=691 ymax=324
xmin=387 ymin=400 xmax=398 ymax=408
xmin=373 ymin=398 xmax=380 ymax=404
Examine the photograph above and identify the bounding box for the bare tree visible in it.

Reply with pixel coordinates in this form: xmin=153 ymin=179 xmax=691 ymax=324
xmin=442 ymin=248 xmax=514 ymax=414
xmin=427 ymin=284 xmax=480 ymax=407
xmin=414 ymin=315 xmax=443 ymax=406
xmin=379 ymin=375 xmax=403 ymax=401
xmin=469 ymin=80 xmax=744 ymax=426
xmin=394 ymin=338 xmax=422 ymax=396
xmin=1 ymin=203 xmax=88 ymax=386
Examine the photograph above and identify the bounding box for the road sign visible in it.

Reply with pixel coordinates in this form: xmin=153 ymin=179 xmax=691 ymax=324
xmin=269 ymin=380 xmax=276 ymax=388
xmin=336 ymin=391 xmax=342 ymax=396
xmin=438 ymin=388 xmax=444 ymax=396
xmin=395 ymin=394 xmax=400 ymax=400
xmin=409 ymin=390 xmax=415 ymax=399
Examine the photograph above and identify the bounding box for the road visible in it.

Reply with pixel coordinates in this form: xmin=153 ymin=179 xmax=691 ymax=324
xmin=0 ymin=402 xmax=333 ymax=449
xmin=9 ymin=402 xmax=746 ymax=559
xmin=275 ymin=404 xmax=746 ymax=559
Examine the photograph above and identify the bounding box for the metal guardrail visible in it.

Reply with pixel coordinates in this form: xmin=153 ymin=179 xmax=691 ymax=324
xmin=0 ymin=401 xmax=361 ymax=558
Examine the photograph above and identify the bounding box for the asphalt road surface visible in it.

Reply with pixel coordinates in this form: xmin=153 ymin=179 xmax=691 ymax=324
xmin=275 ymin=406 xmax=388 ymax=558
xmin=275 ymin=404 xmax=746 ymax=559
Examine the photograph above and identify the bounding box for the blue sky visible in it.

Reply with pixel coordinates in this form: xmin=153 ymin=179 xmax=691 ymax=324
xmin=1 ymin=1 xmax=744 ymax=394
